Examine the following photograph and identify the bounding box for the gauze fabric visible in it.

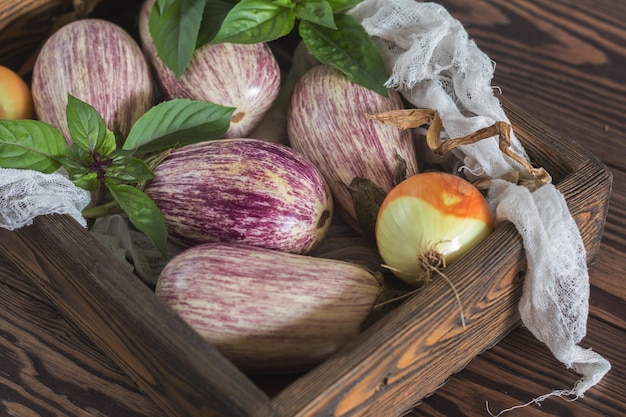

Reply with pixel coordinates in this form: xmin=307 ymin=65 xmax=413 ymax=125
xmin=349 ymin=0 xmax=610 ymax=402
xmin=0 ymin=168 xmax=90 ymax=229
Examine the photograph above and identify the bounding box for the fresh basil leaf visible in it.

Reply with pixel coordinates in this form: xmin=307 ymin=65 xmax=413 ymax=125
xmin=58 ymin=154 xmax=89 ymax=177
xmin=149 ymin=0 xmax=206 ymax=78
xmin=65 ymin=142 xmax=91 ymax=163
xmin=211 ymin=0 xmax=296 ymax=44
xmin=325 ymin=0 xmax=362 ymax=12
xmin=69 ymin=170 xmax=100 ymax=191
xmin=154 ymin=0 xmax=175 ymax=14
xmin=107 ymin=157 xmax=155 ymax=184
xmin=197 ymin=0 xmax=237 ymax=47
xmin=295 ymin=0 xmax=336 ymax=29
xmin=299 ymin=14 xmax=388 ymax=96
xmin=107 ymin=183 xmax=168 ymax=256
xmin=108 ymin=148 xmax=135 ymax=164
xmin=66 ymin=94 xmax=116 ymax=155
xmin=0 ymin=119 xmax=66 ymax=173
xmin=123 ymin=99 xmax=235 ymax=153
xmin=272 ymin=0 xmax=295 ymax=8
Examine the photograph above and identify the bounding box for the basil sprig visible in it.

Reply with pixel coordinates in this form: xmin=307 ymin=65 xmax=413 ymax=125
xmin=0 ymin=95 xmax=234 ymax=254
xmin=149 ymin=0 xmax=388 ymax=96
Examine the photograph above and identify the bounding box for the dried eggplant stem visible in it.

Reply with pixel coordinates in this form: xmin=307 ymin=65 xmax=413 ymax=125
xmin=366 ymin=109 xmax=551 ymax=189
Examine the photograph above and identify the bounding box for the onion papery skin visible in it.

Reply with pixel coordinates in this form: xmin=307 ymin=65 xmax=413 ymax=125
xmin=375 ymin=172 xmax=494 ymax=286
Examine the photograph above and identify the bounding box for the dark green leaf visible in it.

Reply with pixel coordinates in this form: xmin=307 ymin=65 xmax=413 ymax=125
xmin=69 ymin=170 xmax=100 ymax=191
xmin=58 ymin=156 xmax=89 ymax=179
xmin=107 ymin=183 xmax=168 ymax=256
xmin=123 ymin=99 xmax=235 ymax=153
xmin=211 ymin=0 xmax=296 ymax=44
xmin=299 ymin=14 xmax=389 ymax=96
xmin=66 ymin=94 xmax=116 ymax=155
xmin=196 ymin=0 xmax=237 ymax=47
xmin=149 ymin=0 xmax=206 ymax=78
xmin=65 ymin=142 xmax=91 ymax=164
xmin=155 ymin=0 xmax=176 ymax=14
xmin=107 ymin=157 xmax=155 ymax=184
xmin=0 ymin=119 xmax=66 ymax=173
xmin=108 ymin=148 xmax=135 ymax=164
xmin=272 ymin=0 xmax=294 ymax=7
xmin=325 ymin=0 xmax=362 ymax=12
xmin=295 ymin=0 xmax=336 ymax=29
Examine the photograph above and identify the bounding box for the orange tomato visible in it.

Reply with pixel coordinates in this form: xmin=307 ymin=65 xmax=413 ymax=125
xmin=0 ymin=65 xmax=34 ymax=120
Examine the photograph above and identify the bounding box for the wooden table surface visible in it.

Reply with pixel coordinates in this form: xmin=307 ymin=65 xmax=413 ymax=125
xmin=1 ymin=0 xmax=624 ymax=416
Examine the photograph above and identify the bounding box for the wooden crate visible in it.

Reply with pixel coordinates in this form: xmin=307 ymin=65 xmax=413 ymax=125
xmin=0 ymin=0 xmax=71 ymax=73
xmin=0 ymin=1 xmax=613 ymax=416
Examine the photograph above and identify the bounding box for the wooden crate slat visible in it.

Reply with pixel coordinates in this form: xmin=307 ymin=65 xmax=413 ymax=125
xmin=0 ymin=216 xmax=276 ymax=417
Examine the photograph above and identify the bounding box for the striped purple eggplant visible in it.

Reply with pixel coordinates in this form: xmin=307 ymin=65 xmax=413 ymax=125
xmin=144 ymin=138 xmax=333 ymax=253
xmin=138 ymin=0 xmax=281 ymax=139
xmin=155 ymin=242 xmax=382 ymax=374
xmin=287 ymin=64 xmax=419 ymax=233
xmin=31 ymin=19 xmax=155 ymax=144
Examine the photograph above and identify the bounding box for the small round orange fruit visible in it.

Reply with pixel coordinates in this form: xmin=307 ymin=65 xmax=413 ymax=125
xmin=0 ymin=65 xmax=34 ymax=119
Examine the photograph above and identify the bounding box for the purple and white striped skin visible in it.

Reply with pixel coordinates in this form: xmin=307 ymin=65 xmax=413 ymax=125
xmin=144 ymin=138 xmax=333 ymax=253
xmin=155 ymin=242 xmax=382 ymax=374
xmin=287 ymin=65 xmax=419 ymax=232
xmin=31 ymin=19 xmax=155 ymax=144
xmin=138 ymin=0 xmax=281 ymax=139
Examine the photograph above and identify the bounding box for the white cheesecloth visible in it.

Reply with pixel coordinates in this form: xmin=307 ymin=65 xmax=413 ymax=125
xmin=347 ymin=0 xmax=610 ymax=410
xmin=0 ymin=0 xmax=610 ymax=410
xmin=0 ymin=168 xmax=90 ymax=229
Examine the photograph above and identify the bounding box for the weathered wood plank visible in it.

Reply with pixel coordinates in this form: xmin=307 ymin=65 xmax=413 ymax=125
xmin=437 ymin=0 xmax=626 ymax=170
xmin=0 ymin=263 xmax=165 ymax=417
xmin=0 ymin=0 xmax=71 ymax=73
xmin=407 ymin=318 xmax=626 ymax=417
xmin=0 ymin=216 xmax=276 ymax=417
xmin=0 ymin=1 xmax=622 ymax=417
xmin=269 ymin=146 xmax=611 ymax=417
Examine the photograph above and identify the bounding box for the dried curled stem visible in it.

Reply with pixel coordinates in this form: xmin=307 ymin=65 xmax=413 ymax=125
xmin=366 ymin=109 xmax=551 ymax=191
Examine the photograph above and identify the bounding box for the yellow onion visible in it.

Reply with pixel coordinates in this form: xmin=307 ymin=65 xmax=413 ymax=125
xmin=375 ymin=172 xmax=494 ymax=287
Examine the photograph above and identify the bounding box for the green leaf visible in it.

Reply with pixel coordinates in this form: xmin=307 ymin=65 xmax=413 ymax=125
xmin=69 ymin=170 xmax=100 ymax=191
xmin=295 ymin=0 xmax=336 ymax=29
xmin=107 ymin=157 xmax=155 ymax=184
xmin=66 ymin=94 xmax=116 ymax=155
xmin=59 ymin=145 xmax=100 ymax=190
xmin=149 ymin=0 xmax=206 ymax=78
xmin=211 ymin=0 xmax=296 ymax=44
xmin=0 ymin=119 xmax=66 ymax=173
xmin=155 ymin=0 xmax=176 ymax=14
xmin=123 ymin=99 xmax=235 ymax=153
xmin=107 ymin=183 xmax=168 ymax=256
xmin=299 ymin=14 xmax=389 ymax=96
xmin=325 ymin=0 xmax=362 ymax=12
xmin=196 ymin=0 xmax=238 ymax=47
xmin=65 ymin=142 xmax=91 ymax=164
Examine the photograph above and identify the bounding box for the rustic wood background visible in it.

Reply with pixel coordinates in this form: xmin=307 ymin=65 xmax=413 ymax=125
xmin=0 ymin=0 xmax=624 ymax=416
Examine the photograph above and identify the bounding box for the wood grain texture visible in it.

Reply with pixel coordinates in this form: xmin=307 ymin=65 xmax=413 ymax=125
xmin=0 ymin=0 xmax=71 ymax=73
xmin=0 ymin=1 xmax=624 ymax=416
xmin=0 ymin=216 xmax=275 ymax=417
xmin=0 ymin=262 xmax=166 ymax=417
xmin=0 ymin=94 xmax=611 ymax=417
xmin=406 ymin=1 xmax=626 ymax=415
